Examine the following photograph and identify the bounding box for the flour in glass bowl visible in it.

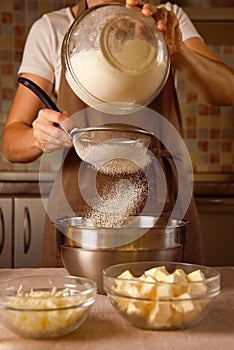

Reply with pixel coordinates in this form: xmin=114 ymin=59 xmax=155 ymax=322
xmin=67 ymin=38 xmax=168 ymax=107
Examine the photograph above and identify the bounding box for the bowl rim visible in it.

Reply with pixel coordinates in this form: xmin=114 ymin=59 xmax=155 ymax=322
xmin=0 ymin=274 xmax=97 ymax=311
xmin=103 ymin=261 xmax=221 ymax=300
xmin=54 ymin=216 xmax=190 ymax=230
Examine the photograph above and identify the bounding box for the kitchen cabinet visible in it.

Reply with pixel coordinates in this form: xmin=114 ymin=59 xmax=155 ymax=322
xmin=0 ymin=198 xmax=13 ymax=267
xmin=196 ymin=197 xmax=234 ymax=266
xmin=0 ymin=196 xmax=47 ymax=268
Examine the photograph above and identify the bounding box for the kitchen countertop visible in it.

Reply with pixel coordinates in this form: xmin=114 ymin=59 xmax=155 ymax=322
xmin=0 ymin=267 xmax=233 ymax=350
xmin=0 ymin=172 xmax=234 ymax=196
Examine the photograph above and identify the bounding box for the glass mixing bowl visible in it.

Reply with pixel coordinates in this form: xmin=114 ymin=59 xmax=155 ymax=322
xmin=63 ymin=4 xmax=170 ymax=114
xmin=0 ymin=275 xmax=97 ymax=339
xmin=103 ymin=261 xmax=220 ymax=330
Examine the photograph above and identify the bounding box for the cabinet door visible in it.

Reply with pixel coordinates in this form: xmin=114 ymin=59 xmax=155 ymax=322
xmin=196 ymin=197 xmax=234 ymax=266
xmin=0 ymin=197 xmax=13 ymax=267
xmin=14 ymin=197 xmax=47 ymax=267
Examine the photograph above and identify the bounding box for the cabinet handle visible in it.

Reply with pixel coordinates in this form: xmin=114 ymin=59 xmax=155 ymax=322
xmin=196 ymin=198 xmax=224 ymax=205
xmin=23 ymin=207 xmax=31 ymax=254
xmin=0 ymin=208 xmax=5 ymax=254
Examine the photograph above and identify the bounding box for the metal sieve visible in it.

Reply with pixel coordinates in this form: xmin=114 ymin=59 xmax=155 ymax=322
xmin=71 ymin=125 xmax=153 ymax=173
xmin=18 ymin=77 xmax=153 ymax=173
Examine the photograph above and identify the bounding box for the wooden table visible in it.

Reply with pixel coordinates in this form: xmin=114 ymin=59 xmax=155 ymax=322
xmin=0 ymin=267 xmax=233 ymax=350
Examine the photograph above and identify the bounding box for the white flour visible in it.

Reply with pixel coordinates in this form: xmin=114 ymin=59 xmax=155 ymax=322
xmin=67 ymin=38 xmax=161 ymax=226
xmin=85 ymin=175 xmax=148 ymax=228
xmin=67 ymin=38 xmax=167 ymax=106
xmin=74 ymin=139 xmax=151 ymax=174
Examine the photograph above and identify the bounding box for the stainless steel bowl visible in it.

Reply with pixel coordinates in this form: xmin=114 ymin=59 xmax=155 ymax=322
xmin=55 ymin=216 xmax=188 ymax=293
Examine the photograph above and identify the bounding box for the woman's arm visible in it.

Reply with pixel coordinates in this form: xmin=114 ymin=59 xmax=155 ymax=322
xmin=171 ymin=38 xmax=234 ymax=106
xmin=127 ymin=1 xmax=234 ymax=106
xmin=2 ymin=73 xmax=72 ymax=163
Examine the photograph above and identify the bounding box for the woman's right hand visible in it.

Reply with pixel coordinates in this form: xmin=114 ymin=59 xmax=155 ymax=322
xmin=126 ymin=0 xmax=182 ymax=56
xmin=32 ymin=109 xmax=74 ymax=153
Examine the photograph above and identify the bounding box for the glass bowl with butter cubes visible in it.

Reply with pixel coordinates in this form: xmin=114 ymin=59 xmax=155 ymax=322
xmin=0 ymin=275 xmax=97 ymax=339
xmin=103 ymin=261 xmax=220 ymax=330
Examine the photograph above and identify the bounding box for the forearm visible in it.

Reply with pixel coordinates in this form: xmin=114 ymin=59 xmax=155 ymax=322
xmin=2 ymin=122 xmax=43 ymax=163
xmin=171 ymin=43 xmax=234 ymax=106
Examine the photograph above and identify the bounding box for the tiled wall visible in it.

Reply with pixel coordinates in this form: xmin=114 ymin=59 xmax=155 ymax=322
xmin=177 ymin=44 xmax=234 ymax=173
xmin=0 ymin=0 xmax=77 ymax=172
xmin=1 ymin=0 xmax=234 ymax=173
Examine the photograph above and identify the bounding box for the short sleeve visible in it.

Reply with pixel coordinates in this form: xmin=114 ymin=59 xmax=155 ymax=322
xmin=18 ymin=16 xmax=56 ymax=84
xmin=158 ymin=2 xmax=203 ymax=42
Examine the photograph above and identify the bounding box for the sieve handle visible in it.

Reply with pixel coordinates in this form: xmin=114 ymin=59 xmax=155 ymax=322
xmin=17 ymin=77 xmax=72 ymax=137
xmin=18 ymin=77 xmax=60 ymax=112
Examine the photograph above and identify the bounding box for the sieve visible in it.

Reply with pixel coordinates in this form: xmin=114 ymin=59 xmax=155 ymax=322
xmin=18 ymin=77 xmax=153 ymax=173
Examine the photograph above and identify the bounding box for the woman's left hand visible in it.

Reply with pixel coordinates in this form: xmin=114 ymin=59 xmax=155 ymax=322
xmin=126 ymin=0 xmax=182 ymax=56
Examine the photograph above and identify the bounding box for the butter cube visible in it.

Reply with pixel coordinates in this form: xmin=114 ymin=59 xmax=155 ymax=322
xmin=172 ymin=293 xmax=194 ymax=313
xmin=148 ymin=301 xmax=172 ymax=327
xmin=112 ymin=296 xmax=129 ymax=311
xmin=118 ymin=270 xmax=134 ymax=280
xmin=139 ymin=274 xmax=155 ymax=282
xmin=160 ymin=269 xmax=187 ymax=283
xmin=187 ymin=282 xmax=207 ymax=297
xmin=173 ymin=268 xmax=188 ymax=282
xmin=139 ymin=275 xmax=157 ymax=297
xmin=124 ymin=283 xmax=142 ymax=298
xmin=156 ymin=284 xmax=173 ymax=300
xmin=144 ymin=266 xmax=169 ymax=281
xmin=172 ymin=298 xmax=203 ymax=325
xmin=187 ymin=269 xmax=205 ymax=282
xmin=159 ymin=273 xmax=175 ymax=283
xmin=115 ymin=270 xmax=140 ymax=296
xmin=159 ymin=269 xmax=188 ymax=297
xmin=126 ymin=301 xmax=144 ymax=316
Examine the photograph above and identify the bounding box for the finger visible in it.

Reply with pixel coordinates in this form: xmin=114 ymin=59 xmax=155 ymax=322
xmin=33 ymin=110 xmax=73 ymax=148
xmin=163 ymin=10 xmax=181 ymax=54
xmin=144 ymin=5 xmax=168 ymax=31
xmin=126 ymin=0 xmax=138 ymax=8
xmin=34 ymin=131 xmax=73 ymax=152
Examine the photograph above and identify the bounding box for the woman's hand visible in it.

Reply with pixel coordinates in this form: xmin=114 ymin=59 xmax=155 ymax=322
xmin=2 ymin=73 xmax=76 ymax=163
xmin=32 ymin=109 xmax=73 ymax=153
xmin=126 ymin=0 xmax=182 ymax=56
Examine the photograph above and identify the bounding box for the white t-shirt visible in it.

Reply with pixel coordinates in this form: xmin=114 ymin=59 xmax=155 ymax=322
xmin=18 ymin=2 xmax=202 ymax=97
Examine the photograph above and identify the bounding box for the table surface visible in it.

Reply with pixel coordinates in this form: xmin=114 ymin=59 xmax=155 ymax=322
xmin=0 ymin=267 xmax=233 ymax=350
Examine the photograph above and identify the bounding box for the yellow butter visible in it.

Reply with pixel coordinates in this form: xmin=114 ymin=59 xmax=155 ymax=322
xmin=187 ymin=269 xmax=205 ymax=282
xmin=148 ymin=301 xmax=172 ymax=327
xmin=144 ymin=266 xmax=169 ymax=281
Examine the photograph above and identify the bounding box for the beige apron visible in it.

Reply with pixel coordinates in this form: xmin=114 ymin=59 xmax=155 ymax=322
xmin=41 ymin=1 xmax=204 ymax=267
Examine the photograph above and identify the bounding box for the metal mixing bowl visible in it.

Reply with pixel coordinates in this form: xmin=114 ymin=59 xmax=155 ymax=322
xmin=55 ymin=216 xmax=188 ymax=293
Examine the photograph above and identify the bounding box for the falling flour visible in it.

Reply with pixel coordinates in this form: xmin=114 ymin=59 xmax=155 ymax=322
xmin=66 ymin=38 xmax=161 ymax=226
xmin=85 ymin=173 xmax=148 ymax=228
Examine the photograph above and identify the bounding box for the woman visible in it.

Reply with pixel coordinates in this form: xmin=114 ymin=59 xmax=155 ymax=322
xmin=2 ymin=0 xmax=234 ymax=266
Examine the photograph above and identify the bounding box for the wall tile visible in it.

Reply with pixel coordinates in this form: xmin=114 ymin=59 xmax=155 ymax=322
xmin=0 ymin=2 xmax=234 ymax=174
